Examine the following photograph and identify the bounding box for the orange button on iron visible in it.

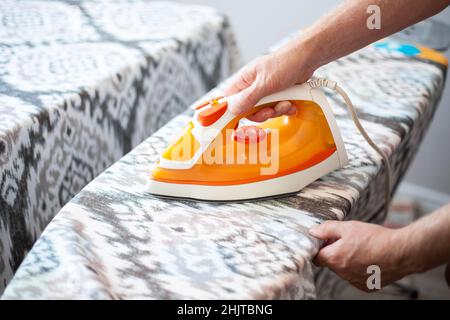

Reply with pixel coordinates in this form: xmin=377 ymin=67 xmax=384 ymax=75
xmin=197 ymin=100 xmax=228 ymax=126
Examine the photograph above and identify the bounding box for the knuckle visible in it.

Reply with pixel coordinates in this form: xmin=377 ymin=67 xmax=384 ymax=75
xmin=341 ymin=221 xmax=357 ymax=234
xmin=321 ymin=220 xmax=335 ymax=232
xmin=339 ymin=259 xmax=350 ymax=271
xmin=327 ymin=252 xmax=347 ymax=271
xmin=322 ymin=251 xmax=337 ymax=266
xmin=321 ymin=220 xmax=333 ymax=228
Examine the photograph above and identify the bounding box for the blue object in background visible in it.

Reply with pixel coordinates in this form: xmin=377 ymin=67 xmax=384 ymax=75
xmin=374 ymin=42 xmax=421 ymax=56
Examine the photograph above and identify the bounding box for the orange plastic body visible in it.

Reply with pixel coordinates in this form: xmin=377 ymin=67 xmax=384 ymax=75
xmin=152 ymin=100 xmax=337 ymax=185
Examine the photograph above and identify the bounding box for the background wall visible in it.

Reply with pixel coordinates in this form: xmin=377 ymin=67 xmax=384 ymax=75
xmin=175 ymin=0 xmax=450 ymax=203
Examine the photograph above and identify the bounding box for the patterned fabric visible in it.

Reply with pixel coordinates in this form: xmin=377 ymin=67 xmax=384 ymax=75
xmin=3 ymin=37 xmax=447 ymax=299
xmin=0 ymin=0 xmax=239 ymax=292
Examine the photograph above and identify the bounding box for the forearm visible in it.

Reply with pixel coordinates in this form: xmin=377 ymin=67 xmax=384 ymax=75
xmin=398 ymin=203 xmax=450 ymax=274
xmin=224 ymin=0 xmax=449 ymax=119
xmin=281 ymin=0 xmax=450 ymax=70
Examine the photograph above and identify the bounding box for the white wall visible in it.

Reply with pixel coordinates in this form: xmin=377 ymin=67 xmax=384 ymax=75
xmin=406 ymin=47 xmax=450 ymax=195
xmin=174 ymin=0 xmax=450 ymax=196
xmin=175 ymin=0 xmax=341 ymax=62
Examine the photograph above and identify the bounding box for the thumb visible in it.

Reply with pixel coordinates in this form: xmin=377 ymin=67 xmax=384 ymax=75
xmin=309 ymin=221 xmax=344 ymax=240
xmin=228 ymin=83 xmax=266 ymax=115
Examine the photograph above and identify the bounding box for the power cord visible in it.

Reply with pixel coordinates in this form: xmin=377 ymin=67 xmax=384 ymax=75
xmin=308 ymin=78 xmax=392 ymax=217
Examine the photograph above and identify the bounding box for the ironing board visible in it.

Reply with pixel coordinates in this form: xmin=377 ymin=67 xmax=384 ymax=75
xmin=2 ymin=36 xmax=447 ymax=298
xmin=0 ymin=0 xmax=239 ymax=293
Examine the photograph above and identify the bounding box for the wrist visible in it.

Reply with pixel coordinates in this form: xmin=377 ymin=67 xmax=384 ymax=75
xmin=392 ymin=225 xmax=423 ymax=275
xmin=278 ymin=30 xmax=324 ymax=76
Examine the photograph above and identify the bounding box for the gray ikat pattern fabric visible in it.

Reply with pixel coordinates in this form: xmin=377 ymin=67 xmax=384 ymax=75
xmin=0 ymin=0 xmax=239 ymax=293
xmin=2 ymin=38 xmax=447 ymax=299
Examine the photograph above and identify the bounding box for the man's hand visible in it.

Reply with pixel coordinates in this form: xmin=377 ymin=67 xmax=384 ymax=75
xmin=309 ymin=221 xmax=411 ymax=291
xmin=224 ymin=43 xmax=315 ymax=122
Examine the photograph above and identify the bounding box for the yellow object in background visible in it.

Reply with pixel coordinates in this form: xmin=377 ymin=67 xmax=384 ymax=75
xmin=374 ymin=41 xmax=448 ymax=67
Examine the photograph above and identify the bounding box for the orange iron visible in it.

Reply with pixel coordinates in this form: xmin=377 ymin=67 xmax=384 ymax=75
xmin=147 ymin=83 xmax=349 ymax=201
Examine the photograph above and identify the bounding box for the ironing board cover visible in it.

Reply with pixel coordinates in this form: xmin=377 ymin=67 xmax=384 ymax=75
xmin=0 ymin=0 xmax=239 ymax=293
xmin=2 ymin=39 xmax=447 ymax=298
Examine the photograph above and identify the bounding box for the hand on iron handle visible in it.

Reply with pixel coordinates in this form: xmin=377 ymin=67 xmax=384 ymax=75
xmin=224 ymin=47 xmax=316 ymax=122
xmin=225 ymin=0 xmax=450 ymax=122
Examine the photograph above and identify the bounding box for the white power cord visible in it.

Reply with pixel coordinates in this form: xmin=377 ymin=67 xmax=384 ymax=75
xmin=308 ymin=78 xmax=392 ymax=217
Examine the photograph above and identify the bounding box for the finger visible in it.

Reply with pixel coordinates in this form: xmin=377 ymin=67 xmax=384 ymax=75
xmin=247 ymin=107 xmax=275 ymax=122
xmin=247 ymin=100 xmax=292 ymax=122
xmin=273 ymin=101 xmax=293 ymax=117
xmin=223 ymin=73 xmax=250 ymax=96
xmin=228 ymin=83 xmax=265 ymax=115
xmin=223 ymin=64 xmax=255 ymax=96
xmin=309 ymin=221 xmax=344 ymax=241
xmin=313 ymin=243 xmax=338 ymax=267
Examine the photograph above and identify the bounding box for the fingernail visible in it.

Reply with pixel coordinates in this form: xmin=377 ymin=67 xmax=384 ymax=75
xmin=274 ymin=101 xmax=292 ymax=115
xmin=281 ymin=100 xmax=293 ymax=108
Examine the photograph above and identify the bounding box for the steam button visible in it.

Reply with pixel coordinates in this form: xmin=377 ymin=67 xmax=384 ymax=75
xmin=198 ymin=101 xmax=228 ymax=126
